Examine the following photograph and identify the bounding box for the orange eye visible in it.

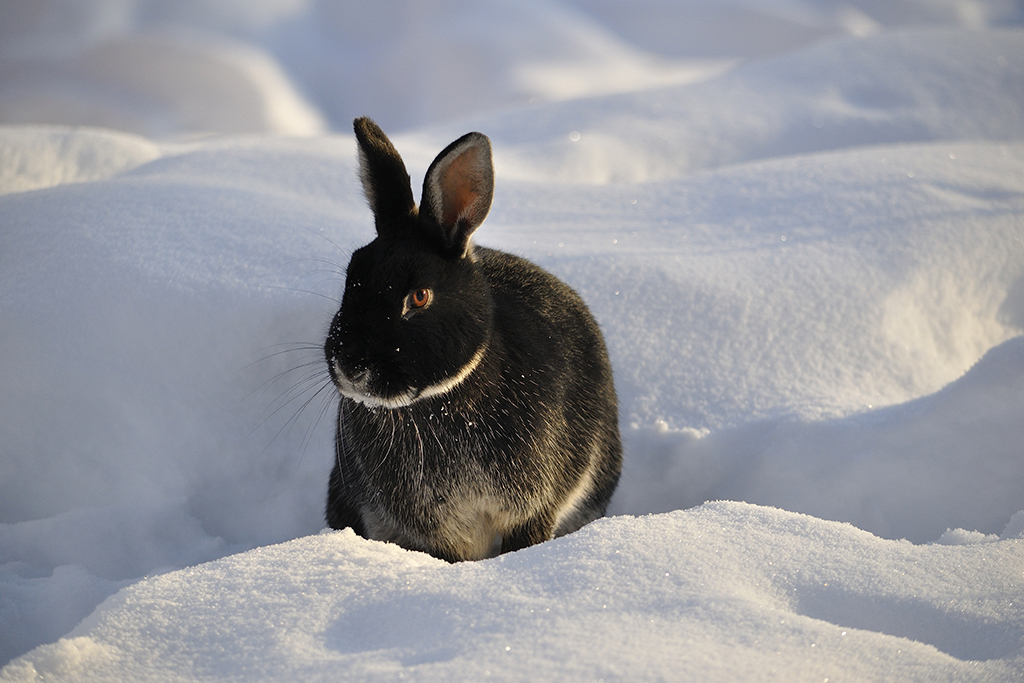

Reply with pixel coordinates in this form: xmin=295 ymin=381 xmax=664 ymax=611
xmin=409 ymin=288 xmax=430 ymax=309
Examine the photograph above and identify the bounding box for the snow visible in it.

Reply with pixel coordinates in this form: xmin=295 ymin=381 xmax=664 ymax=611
xmin=1 ymin=0 xmax=1023 ymax=680
xmin=0 ymin=127 xmax=160 ymax=195
xmin=4 ymin=505 xmax=1024 ymax=682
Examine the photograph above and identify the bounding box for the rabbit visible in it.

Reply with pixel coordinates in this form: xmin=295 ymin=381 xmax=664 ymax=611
xmin=324 ymin=117 xmax=621 ymax=562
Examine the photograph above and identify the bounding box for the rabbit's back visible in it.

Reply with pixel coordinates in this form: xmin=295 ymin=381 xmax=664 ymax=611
xmin=477 ymin=246 xmax=619 ymax=456
xmin=467 ymin=246 xmax=621 ymax=543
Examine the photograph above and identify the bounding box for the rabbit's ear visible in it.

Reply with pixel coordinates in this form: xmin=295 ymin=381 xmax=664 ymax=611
xmin=354 ymin=117 xmax=415 ymax=235
xmin=421 ymin=132 xmax=494 ymax=258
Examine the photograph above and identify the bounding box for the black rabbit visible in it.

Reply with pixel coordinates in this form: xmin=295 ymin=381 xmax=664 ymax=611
xmin=324 ymin=117 xmax=621 ymax=562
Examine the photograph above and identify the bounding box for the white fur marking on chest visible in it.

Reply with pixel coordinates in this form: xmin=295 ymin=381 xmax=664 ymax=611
xmin=415 ymin=342 xmax=488 ymax=402
xmin=334 ymin=342 xmax=487 ymax=410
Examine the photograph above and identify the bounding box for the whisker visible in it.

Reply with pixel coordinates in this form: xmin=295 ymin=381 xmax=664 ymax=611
xmin=411 ymin=414 xmax=425 ymax=485
xmin=291 ymin=255 xmax=348 ymax=271
xmin=275 ymin=252 xmax=348 ymax=276
xmin=307 ymin=228 xmax=353 ymax=261
xmin=294 ymin=381 xmax=339 ymax=463
xmin=369 ymin=408 xmax=399 ymax=481
xmin=256 ymin=369 xmax=334 ymax=426
xmin=247 ymin=362 xmax=328 ymax=406
xmin=248 ymin=341 xmax=324 ymax=364
xmin=257 ymin=378 xmax=336 ymax=458
xmin=335 ymin=400 xmax=349 ymax=489
xmin=263 ymin=285 xmax=341 ymax=305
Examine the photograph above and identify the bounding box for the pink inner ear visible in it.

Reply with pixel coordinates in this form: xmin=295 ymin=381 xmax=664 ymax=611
xmin=440 ymin=151 xmax=480 ymax=227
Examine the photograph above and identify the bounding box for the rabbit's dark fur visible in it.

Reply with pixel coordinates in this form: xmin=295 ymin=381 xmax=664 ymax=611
xmin=324 ymin=117 xmax=621 ymax=562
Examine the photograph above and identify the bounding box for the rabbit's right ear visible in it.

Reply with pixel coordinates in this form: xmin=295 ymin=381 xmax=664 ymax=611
xmin=420 ymin=132 xmax=494 ymax=259
xmin=354 ymin=117 xmax=415 ymax=235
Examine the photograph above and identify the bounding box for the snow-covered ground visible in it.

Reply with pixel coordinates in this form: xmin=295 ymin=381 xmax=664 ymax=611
xmin=1 ymin=1 xmax=1023 ymax=680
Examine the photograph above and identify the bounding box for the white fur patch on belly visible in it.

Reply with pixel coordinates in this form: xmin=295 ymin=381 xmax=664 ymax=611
xmin=436 ymin=494 xmax=509 ymax=560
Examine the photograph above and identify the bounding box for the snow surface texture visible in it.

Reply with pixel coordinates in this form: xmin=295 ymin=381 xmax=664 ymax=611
xmin=3 ymin=505 xmax=1024 ymax=682
xmin=1 ymin=0 xmax=1023 ymax=680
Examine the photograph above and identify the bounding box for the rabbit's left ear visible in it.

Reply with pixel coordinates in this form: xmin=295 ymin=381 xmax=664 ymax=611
xmin=421 ymin=132 xmax=494 ymax=258
xmin=354 ymin=117 xmax=415 ymax=236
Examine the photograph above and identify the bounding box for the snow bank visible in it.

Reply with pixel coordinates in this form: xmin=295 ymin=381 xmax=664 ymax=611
xmin=488 ymin=140 xmax=1024 ymax=429
xmin=268 ymin=0 xmax=733 ymax=133
xmin=430 ymin=28 xmax=1024 ymax=183
xmin=2 ymin=0 xmax=1020 ymax=138
xmin=0 ymin=127 xmax=160 ymax=195
xmin=567 ymin=0 xmax=1024 ymax=58
xmin=0 ymin=30 xmax=326 ymax=138
xmin=3 ymin=504 xmax=1022 ymax=682
xmin=616 ymin=335 xmax=1024 ymax=542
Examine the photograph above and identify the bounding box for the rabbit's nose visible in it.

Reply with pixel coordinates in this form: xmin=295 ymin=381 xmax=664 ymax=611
xmin=331 ymin=357 xmax=368 ymax=387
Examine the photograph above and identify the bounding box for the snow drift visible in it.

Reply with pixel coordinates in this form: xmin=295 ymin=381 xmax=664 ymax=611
xmin=4 ymin=504 xmax=1023 ymax=682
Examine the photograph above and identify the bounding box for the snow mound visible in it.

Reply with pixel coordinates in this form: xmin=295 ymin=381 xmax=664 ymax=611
xmin=3 ymin=503 xmax=1022 ymax=682
xmin=568 ymin=0 xmax=1024 ymax=58
xmin=616 ymin=335 xmax=1024 ymax=542
xmin=3 ymin=1 xmax=1020 ymax=139
xmin=490 ymin=141 xmax=1024 ymax=428
xmin=434 ymin=28 xmax=1024 ymax=183
xmin=0 ymin=30 xmax=326 ymax=138
xmin=0 ymin=126 xmax=161 ymax=195
xmin=269 ymin=0 xmax=733 ymax=133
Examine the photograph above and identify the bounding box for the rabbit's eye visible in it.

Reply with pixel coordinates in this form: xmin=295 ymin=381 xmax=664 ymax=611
xmin=401 ymin=288 xmax=432 ymax=318
xmin=405 ymin=288 xmax=431 ymax=313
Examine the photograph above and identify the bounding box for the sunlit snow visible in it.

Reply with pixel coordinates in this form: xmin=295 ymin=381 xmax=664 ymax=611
xmin=1 ymin=1 xmax=1022 ymax=681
